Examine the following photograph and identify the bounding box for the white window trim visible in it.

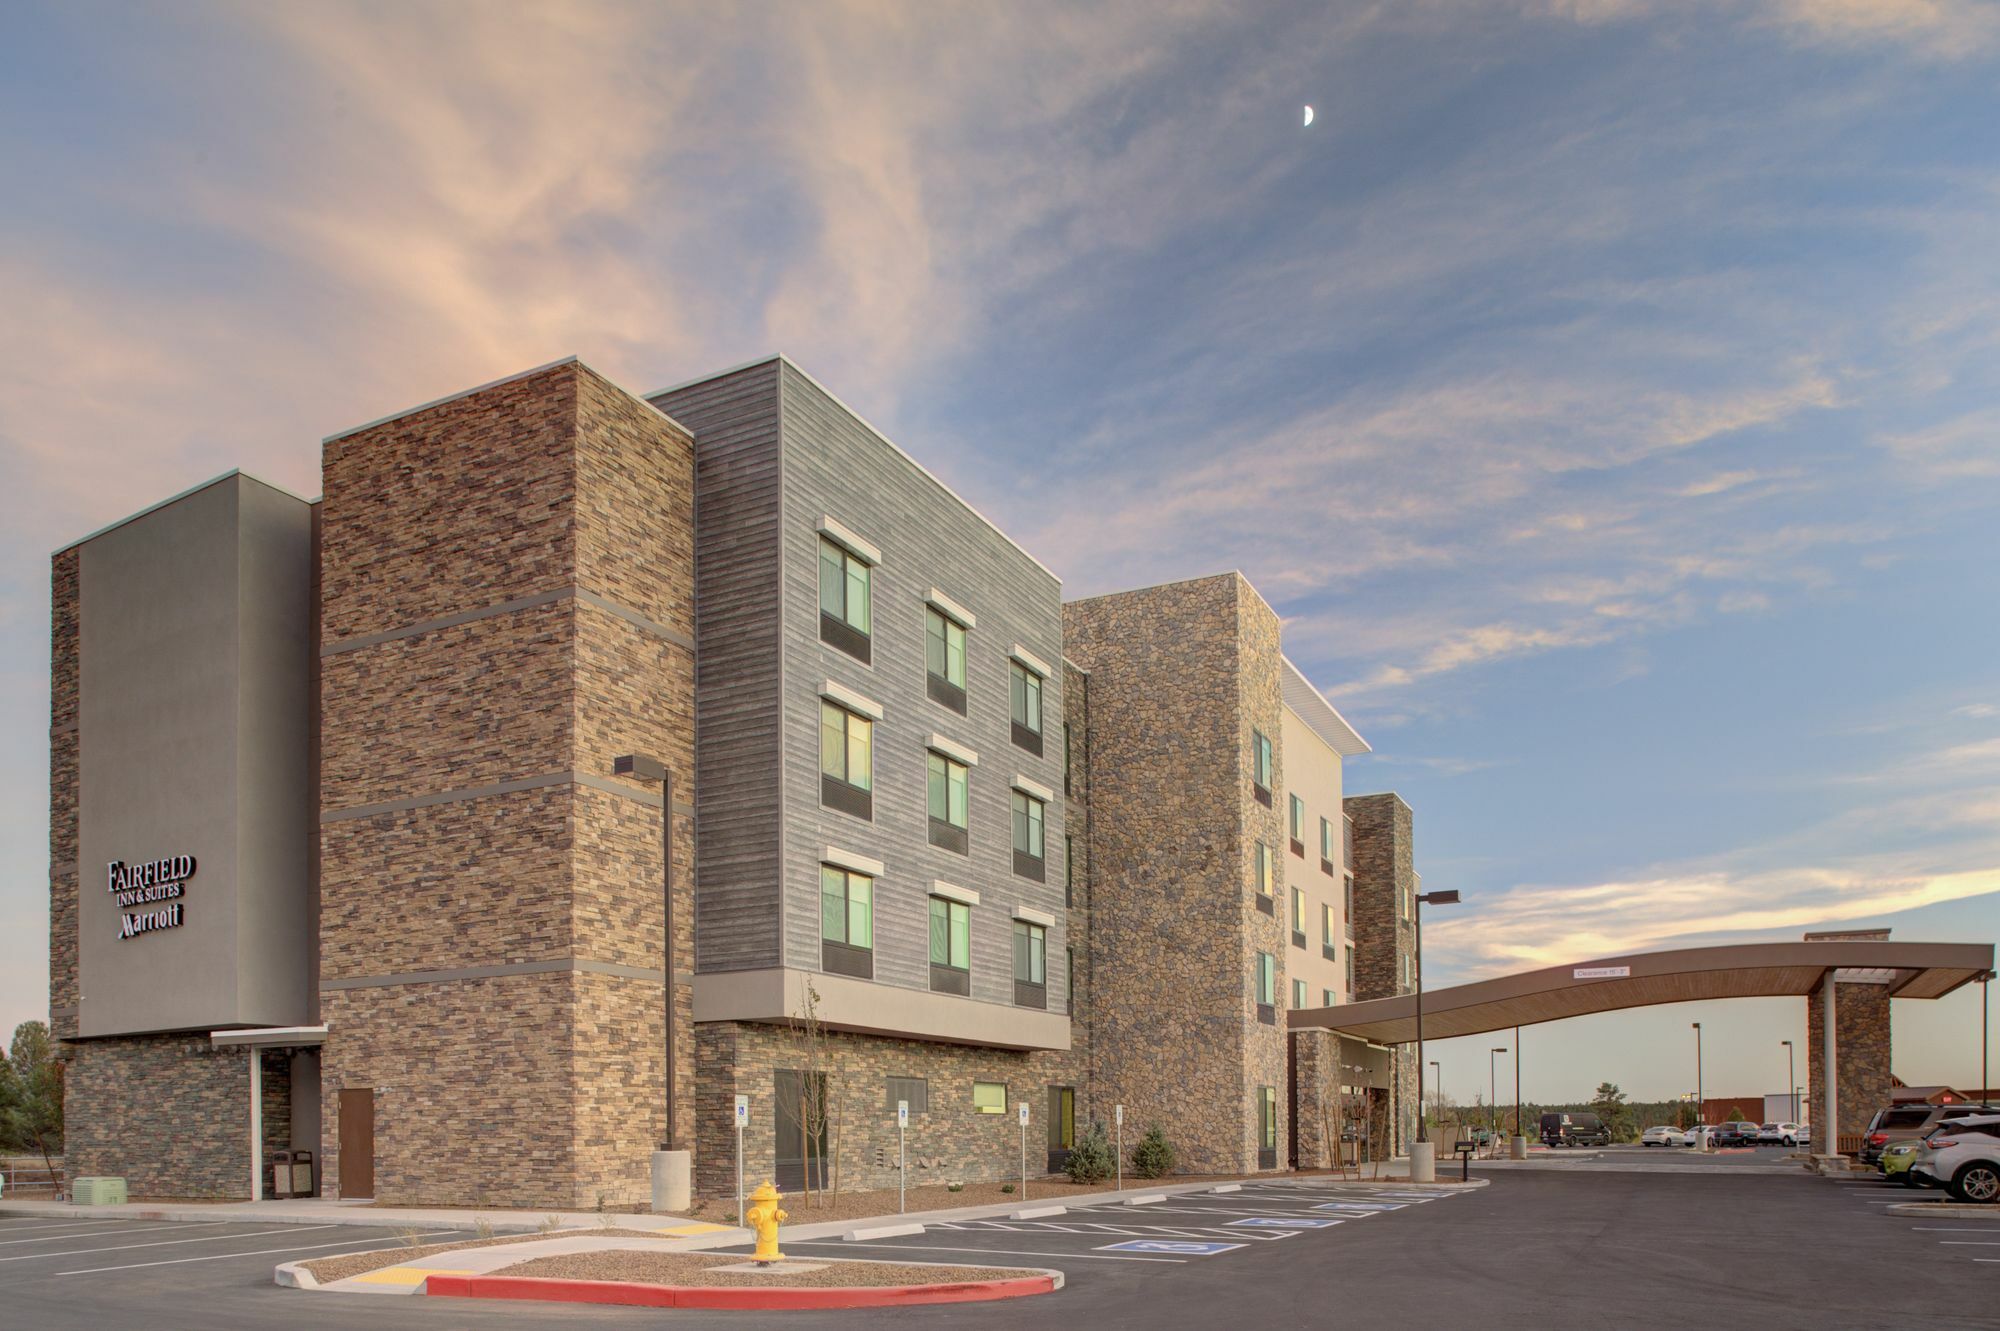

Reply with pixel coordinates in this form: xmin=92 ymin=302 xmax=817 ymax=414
xmin=930 ymin=879 xmax=980 ymax=907
xmin=823 ymin=846 xmax=885 ymax=877
xmin=927 ymin=733 xmax=980 ymax=767
xmin=817 ymin=516 xmax=881 ymax=566
xmin=1013 ymin=905 xmax=1056 ymax=928
xmin=1012 ymin=774 xmax=1055 ymax=803
xmin=926 ymin=588 xmax=976 ymax=630
xmin=1010 ymin=644 xmax=1052 ymax=679
xmin=821 ymin=679 xmax=884 ymax=720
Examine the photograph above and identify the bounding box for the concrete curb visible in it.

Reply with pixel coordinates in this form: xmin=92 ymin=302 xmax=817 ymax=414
xmin=423 ymin=1266 xmax=1063 ymax=1310
xmin=1886 ymin=1201 xmax=2000 ymax=1218
xmin=844 ymin=1223 xmax=925 ymax=1241
xmin=274 ymin=1260 xmax=320 ymax=1289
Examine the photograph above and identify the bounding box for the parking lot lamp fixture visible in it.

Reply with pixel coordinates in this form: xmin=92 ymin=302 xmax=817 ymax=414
xmin=1692 ymin=1023 xmax=1704 ymax=1131
xmin=1489 ymin=1048 xmax=1507 ymax=1143
xmin=1782 ymin=1039 xmax=1796 ymax=1124
xmin=1412 ymin=889 xmax=1461 ymax=1146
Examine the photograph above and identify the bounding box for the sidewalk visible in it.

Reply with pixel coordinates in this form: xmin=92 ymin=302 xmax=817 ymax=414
xmin=0 ymin=1194 xmax=724 ymax=1236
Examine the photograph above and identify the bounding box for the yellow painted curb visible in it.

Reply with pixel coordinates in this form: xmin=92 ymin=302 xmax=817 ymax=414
xmin=352 ymin=1266 xmax=475 ymax=1287
xmin=644 ymin=1221 xmax=734 ymax=1236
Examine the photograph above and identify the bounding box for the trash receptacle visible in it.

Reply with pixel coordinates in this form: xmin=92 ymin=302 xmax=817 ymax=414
xmin=289 ymin=1150 xmax=315 ymax=1197
xmin=270 ymin=1151 xmax=296 ymax=1199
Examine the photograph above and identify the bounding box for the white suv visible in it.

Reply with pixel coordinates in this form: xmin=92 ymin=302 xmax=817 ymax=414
xmin=1757 ymin=1122 xmax=1804 ymax=1145
xmin=1909 ymin=1112 xmax=2000 ymax=1203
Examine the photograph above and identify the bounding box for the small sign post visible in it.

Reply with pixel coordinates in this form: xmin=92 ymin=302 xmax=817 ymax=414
xmin=897 ymin=1099 xmax=909 ymax=1214
xmin=1018 ymin=1101 xmax=1030 ymax=1200
xmin=1115 ymin=1104 xmax=1125 ymax=1191
xmin=733 ymin=1094 xmax=749 ymax=1224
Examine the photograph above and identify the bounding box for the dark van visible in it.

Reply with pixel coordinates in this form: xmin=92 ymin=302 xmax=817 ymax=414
xmin=1540 ymin=1112 xmax=1612 ymax=1147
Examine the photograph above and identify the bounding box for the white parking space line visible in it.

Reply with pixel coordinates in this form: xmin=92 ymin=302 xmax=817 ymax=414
xmin=0 ymin=1222 xmax=232 ymax=1247
xmin=1912 ymin=1227 xmax=2000 ymax=1233
xmin=0 ymin=1219 xmax=149 ymax=1234
xmin=788 ymin=1239 xmax=1186 ymax=1264
xmin=1940 ymin=1241 xmax=2000 ymax=1247
xmin=1 ymin=1224 xmax=339 ymax=1263
xmin=57 ymin=1229 xmax=459 ymax=1276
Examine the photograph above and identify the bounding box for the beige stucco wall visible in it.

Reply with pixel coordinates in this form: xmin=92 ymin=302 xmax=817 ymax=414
xmin=1281 ymin=704 xmax=1348 ymax=1008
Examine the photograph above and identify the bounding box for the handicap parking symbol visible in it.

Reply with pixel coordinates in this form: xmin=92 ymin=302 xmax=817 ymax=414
xmin=1099 ymin=1240 xmax=1246 ymax=1255
xmin=1313 ymin=1201 xmax=1403 ymax=1213
xmin=1226 ymin=1216 xmax=1343 ymax=1229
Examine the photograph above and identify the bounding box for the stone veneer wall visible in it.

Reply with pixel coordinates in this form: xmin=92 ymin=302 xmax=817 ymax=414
xmin=1062 ymin=659 xmax=1094 ymax=1131
xmin=1344 ymin=792 xmax=1417 ymax=1154
xmin=317 ymin=360 xmax=696 ymax=1207
xmin=1061 ymin=573 xmax=1286 ymax=1175
xmin=64 ymin=1037 xmax=252 ymax=1198
xmin=1806 ymin=978 xmax=1892 ymax=1144
xmin=692 ymin=1021 xmax=1086 ymax=1201
xmin=49 ymin=549 xmax=79 ymax=1043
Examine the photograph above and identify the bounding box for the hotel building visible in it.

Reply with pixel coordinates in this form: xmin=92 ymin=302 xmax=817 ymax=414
xmin=48 ymin=355 xmax=1417 ymax=1206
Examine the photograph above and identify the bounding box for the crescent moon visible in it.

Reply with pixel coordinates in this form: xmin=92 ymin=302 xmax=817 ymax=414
xmin=1303 ymin=105 xmax=1314 ymax=127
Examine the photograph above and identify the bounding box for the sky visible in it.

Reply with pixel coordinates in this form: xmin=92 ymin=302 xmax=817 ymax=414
xmin=1 ymin=0 xmax=1996 ymax=1105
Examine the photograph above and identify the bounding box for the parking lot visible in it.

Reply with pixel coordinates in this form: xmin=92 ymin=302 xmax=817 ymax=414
xmin=2 ymin=1166 xmax=1996 ymax=1330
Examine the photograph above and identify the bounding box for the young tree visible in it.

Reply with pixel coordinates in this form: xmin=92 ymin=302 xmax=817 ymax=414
xmin=1591 ymin=1082 xmax=1632 ymax=1140
xmin=785 ymin=982 xmax=834 ymax=1208
xmin=1 ymin=1022 xmax=64 ymax=1184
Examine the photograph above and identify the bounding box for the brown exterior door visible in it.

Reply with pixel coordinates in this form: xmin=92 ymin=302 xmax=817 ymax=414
xmin=337 ymin=1088 xmax=374 ymax=1199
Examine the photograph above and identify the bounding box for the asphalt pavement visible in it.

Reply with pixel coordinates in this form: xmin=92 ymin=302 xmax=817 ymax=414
xmin=1 ymin=1164 xmax=1993 ymax=1329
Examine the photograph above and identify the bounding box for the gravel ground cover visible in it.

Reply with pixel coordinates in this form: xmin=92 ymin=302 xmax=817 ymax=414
xmin=494 ymin=1250 xmax=1037 ymax=1288
xmin=300 ymin=1227 xmax=669 ymax=1283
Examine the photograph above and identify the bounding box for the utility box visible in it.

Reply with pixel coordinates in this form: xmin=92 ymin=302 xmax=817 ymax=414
xmin=73 ymin=1176 xmax=128 ymax=1205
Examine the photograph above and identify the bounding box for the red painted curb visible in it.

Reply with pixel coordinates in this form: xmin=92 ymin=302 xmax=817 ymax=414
xmin=424 ymin=1271 xmax=1057 ymax=1310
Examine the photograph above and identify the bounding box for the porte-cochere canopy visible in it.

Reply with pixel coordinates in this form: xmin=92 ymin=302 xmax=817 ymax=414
xmin=1290 ymin=939 xmax=1995 ymax=1046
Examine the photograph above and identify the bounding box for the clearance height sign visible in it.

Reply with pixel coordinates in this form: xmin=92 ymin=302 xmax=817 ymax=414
xmin=107 ymin=854 xmax=196 ymax=939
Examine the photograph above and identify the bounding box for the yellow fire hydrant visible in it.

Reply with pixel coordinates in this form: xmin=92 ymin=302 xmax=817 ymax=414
xmin=746 ymin=1179 xmax=788 ymax=1264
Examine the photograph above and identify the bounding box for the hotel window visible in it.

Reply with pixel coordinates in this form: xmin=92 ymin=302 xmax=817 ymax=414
xmin=1254 ymin=840 xmax=1274 ymax=914
xmin=1252 ymin=729 xmax=1273 ymax=804
xmin=1289 ymin=795 xmax=1305 ymax=855
xmin=1258 ymin=1086 xmax=1278 ymax=1168
xmin=1322 ymin=987 xmax=1337 ymax=1007
xmin=1065 ymin=834 xmax=1074 ymax=907
xmin=818 ymin=537 xmax=872 ymax=662
xmin=973 ymin=1081 xmax=1008 ymax=1114
xmin=885 ymin=1076 xmax=929 ymax=1115
xmin=1010 ymin=661 xmax=1044 ymax=754
xmin=1255 ymin=950 xmax=1276 ymax=1024
xmin=926 ymin=608 xmax=967 ymax=714
xmin=1012 ymin=790 xmax=1046 ymax=881
xmin=1067 ymin=947 xmax=1076 ymax=1012
xmin=1291 ymin=886 xmax=1307 ymax=948
xmin=1063 ymin=722 xmax=1073 ymax=794
xmin=928 ymin=896 xmax=971 ymax=995
xmin=1322 ymin=904 xmax=1337 ymax=960
xmin=1013 ymin=920 xmax=1047 ymax=1009
xmin=1344 ymin=875 xmax=1355 ymax=937
xmin=819 ymin=866 xmax=873 ymax=979
xmin=1320 ymin=817 xmax=1335 ymax=874
xmin=1401 ymin=953 xmax=1413 ymax=993
xmin=927 ymin=751 xmax=969 ymax=853
xmin=1346 ymin=947 xmax=1356 ymax=995
xmin=819 ymin=701 xmax=873 ymax=819
xmin=1292 ymin=978 xmax=1307 ymax=1010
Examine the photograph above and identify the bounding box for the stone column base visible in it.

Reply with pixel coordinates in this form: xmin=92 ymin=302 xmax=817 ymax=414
xmin=1510 ymin=1135 xmax=1528 ymax=1159
xmin=1409 ymin=1140 xmax=1436 ymax=1183
xmin=652 ymin=1150 xmax=692 ymax=1213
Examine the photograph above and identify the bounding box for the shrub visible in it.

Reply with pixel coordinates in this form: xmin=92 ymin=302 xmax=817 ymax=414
xmin=946 ymin=1181 xmax=964 ymax=1193
xmin=1065 ymin=1121 xmax=1116 ymax=1183
xmin=1131 ymin=1125 xmax=1177 ymax=1179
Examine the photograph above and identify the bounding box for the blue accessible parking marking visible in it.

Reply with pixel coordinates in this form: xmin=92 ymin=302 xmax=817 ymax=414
xmin=1313 ymin=1201 xmax=1404 ymax=1213
xmin=1099 ymin=1240 xmax=1247 ymax=1255
xmin=1227 ymin=1217 xmax=1344 ymax=1229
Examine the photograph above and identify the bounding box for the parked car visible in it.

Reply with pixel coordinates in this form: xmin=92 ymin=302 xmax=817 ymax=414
xmin=1540 ymin=1112 xmax=1612 ymax=1147
xmin=1879 ymin=1137 xmax=1928 ymax=1186
xmin=1714 ymin=1122 xmax=1762 ymax=1148
xmin=1641 ymin=1125 xmax=1682 ymax=1147
xmin=1860 ymin=1102 xmax=2000 ymax=1166
xmin=1908 ymin=1113 xmax=2000 ymax=1203
xmin=1757 ymin=1122 xmax=1805 ymax=1146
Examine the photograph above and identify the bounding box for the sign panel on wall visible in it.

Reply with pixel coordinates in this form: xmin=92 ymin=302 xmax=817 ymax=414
xmin=107 ymin=855 xmax=196 ymax=939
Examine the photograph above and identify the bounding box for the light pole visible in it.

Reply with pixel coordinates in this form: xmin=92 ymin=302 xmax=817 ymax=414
xmin=1411 ymin=888 xmax=1461 ymax=1183
xmin=1489 ymin=1047 xmax=1507 ymax=1150
xmin=1692 ymin=1022 xmax=1704 ymax=1145
xmin=1781 ymin=1039 xmax=1796 ymax=1124
xmin=1513 ymin=1026 xmax=1523 ymax=1142
xmin=615 ymin=752 xmax=689 ymax=1212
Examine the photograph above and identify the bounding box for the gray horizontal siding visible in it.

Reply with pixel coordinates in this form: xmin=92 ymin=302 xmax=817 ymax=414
xmin=652 ymin=363 xmax=784 ymax=973
xmin=776 ymin=363 xmax=1067 ymax=1014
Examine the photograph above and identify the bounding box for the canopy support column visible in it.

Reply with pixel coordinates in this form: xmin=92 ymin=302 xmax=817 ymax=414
xmin=1821 ymin=978 xmax=1837 ymax=1154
